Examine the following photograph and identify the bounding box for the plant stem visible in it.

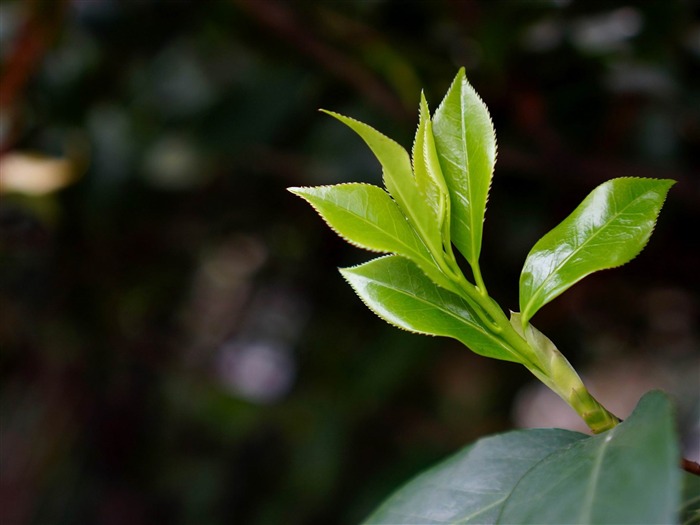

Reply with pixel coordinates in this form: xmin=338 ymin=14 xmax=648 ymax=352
xmin=442 ymin=249 xmax=620 ymax=434
xmin=507 ymin=318 xmax=620 ymax=433
xmin=682 ymin=458 xmax=700 ymax=477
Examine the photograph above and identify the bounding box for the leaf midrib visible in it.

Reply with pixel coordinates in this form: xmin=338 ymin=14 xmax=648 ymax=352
xmin=460 ymin=88 xmax=479 ymax=266
xmin=578 ymin=429 xmax=617 ymax=524
xmin=357 ymin=270 xmax=514 ymax=358
xmin=333 ymin=196 xmax=429 ymax=262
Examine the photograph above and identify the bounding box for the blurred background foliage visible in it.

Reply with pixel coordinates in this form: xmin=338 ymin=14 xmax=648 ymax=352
xmin=0 ymin=0 xmax=698 ymax=523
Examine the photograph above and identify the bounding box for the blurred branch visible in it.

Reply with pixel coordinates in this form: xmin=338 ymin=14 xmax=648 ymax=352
xmin=683 ymin=458 xmax=700 ymax=477
xmin=0 ymin=0 xmax=68 ymax=156
xmin=232 ymin=0 xmax=410 ymax=122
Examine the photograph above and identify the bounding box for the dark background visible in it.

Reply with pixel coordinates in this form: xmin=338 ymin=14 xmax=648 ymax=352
xmin=1 ymin=1 xmax=698 ymax=524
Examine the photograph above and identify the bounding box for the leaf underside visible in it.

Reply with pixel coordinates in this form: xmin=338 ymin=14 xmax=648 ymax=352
xmin=364 ymin=391 xmax=680 ymax=525
xmin=519 ymin=177 xmax=675 ymax=325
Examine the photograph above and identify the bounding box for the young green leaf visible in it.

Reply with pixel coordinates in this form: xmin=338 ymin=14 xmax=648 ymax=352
xmin=289 ymin=183 xmax=426 ymax=256
xmin=412 ymin=93 xmax=450 ymax=244
xmin=433 ymin=67 xmax=496 ymax=270
xmin=321 ymin=110 xmax=444 ymax=259
xmin=288 ymin=183 xmax=457 ymax=293
xmin=519 ymin=177 xmax=675 ymax=325
xmin=340 ymin=255 xmax=519 ymax=362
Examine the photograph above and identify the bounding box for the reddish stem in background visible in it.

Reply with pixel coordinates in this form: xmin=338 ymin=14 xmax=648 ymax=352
xmin=0 ymin=0 xmax=68 ymax=157
xmin=232 ymin=0 xmax=410 ymax=123
xmin=683 ymin=458 xmax=700 ymax=477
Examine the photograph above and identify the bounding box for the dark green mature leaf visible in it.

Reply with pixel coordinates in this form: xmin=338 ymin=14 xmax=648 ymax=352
xmin=321 ymin=110 xmax=444 ymax=259
xmin=340 ymin=255 xmax=518 ymax=362
xmin=499 ymin=390 xmax=680 ymax=524
xmin=519 ymin=177 xmax=674 ymax=325
xmin=433 ymin=67 xmax=496 ymax=269
xmin=364 ymin=391 xmax=680 ymax=525
xmin=681 ymin=473 xmax=700 ymax=525
xmin=288 ymin=184 xmax=457 ymax=293
xmin=364 ymin=429 xmax=587 ymax=524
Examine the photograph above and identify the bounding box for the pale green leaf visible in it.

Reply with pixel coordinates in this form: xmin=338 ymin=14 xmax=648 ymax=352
xmin=433 ymin=67 xmax=496 ymax=269
xmin=364 ymin=391 xmax=680 ymax=525
xmin=364 ymin=429 xmax=586 ymax=524
xmin=413 ymin=93 xmax=450 ymax=241
xmin=288 ymin=183 xmax=456 ymax=292
xmin=498 ymin=390 xmax=680 ymax=524
xmin=519 ymin=177 xmax=675 ymax=325
xmin=289 ymin=184 xmax=421 ymax=254
xmin=320 ymin=110 xmax=444 ymax=259
xmin=340 ymin=255 xmax=518 ymax=362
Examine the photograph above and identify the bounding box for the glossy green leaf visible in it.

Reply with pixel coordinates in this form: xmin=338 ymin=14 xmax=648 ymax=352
xmin=433 ymin=67 xmax=496 ymax=269
xmin=321 ymin=110 xmax=444 ymax=258
xmin=288 ymin=183 xmax=457 ymax=293
xmin=364 ymin=391 xmax=680 ymax=525
xmin=364 ymin=429 xmax=587 ymax=524
xmin=519 ymin=177 xmax=674 ymax=325
xmin=289 ymin=184 xmax=422 ymax=254
xmin=413 ymin=93 xmax=450 ymax=242
xmin=340 ymin=255 xmax=519 ymax=362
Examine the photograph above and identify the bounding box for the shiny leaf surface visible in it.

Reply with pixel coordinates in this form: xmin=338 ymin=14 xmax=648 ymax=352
xmin=412 ymin=93 xmax=450 ymax=242
xmin=519 ymin=177 xmax=674 ymax=325
xmin=433 ymin=68 xmax=496 ymax=268
xmin=321 ymin=110 xmax=444 ymax=258
xmin=340 ymin=255 xmax=518 ymax=362
xmin=288 ymin=184 xmax=456 ymax=292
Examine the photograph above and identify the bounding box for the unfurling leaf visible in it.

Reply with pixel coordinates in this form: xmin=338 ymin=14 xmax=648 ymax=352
xmin=288 ymin=184 xmax=456 ymax=292
xmin=413 ymin=92 xmax=450 ymax=245
xmin=340 ymin=255 xmax=518 ymax=362
xmin=433 ymin=67 xmax=496 ymax=270
xmin=519 ymin=177 xmax=674 ymax=325
xmin=320 ymin=110 xmax=444 ymax=259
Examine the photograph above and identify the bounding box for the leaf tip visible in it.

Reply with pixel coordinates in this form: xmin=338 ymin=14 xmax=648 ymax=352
xmin=287 ymin=186 xmax=313 ymax=199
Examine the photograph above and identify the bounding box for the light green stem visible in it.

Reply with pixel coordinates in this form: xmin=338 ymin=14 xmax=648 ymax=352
xmin=447 ymin=256 xmax=619 ymax=434
xmin=503 ymin=314 xmax=620 ymax=434
xmin=525 ymin=354 xmax=620 ymax=434
xmin=438 ymin=244 xmax=619 ymax=434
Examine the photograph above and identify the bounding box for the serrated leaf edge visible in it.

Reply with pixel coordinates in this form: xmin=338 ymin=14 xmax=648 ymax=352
xmin=433 ymin=67 xmax=498 ymax=265
xmin=521 ymin=177 xmax=675 ymax=324
xmin=319 ymin=109 xmax=410 ymax=170
xmin=288 ymin=183 xmax=409 ymax=255
xmin=289 ymin=184 xmax=463 ymax=294
xmin=339 ymin=255 xmax=515 ymax=359
xmin=339 ymin=255 xmax=443 ymax=338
